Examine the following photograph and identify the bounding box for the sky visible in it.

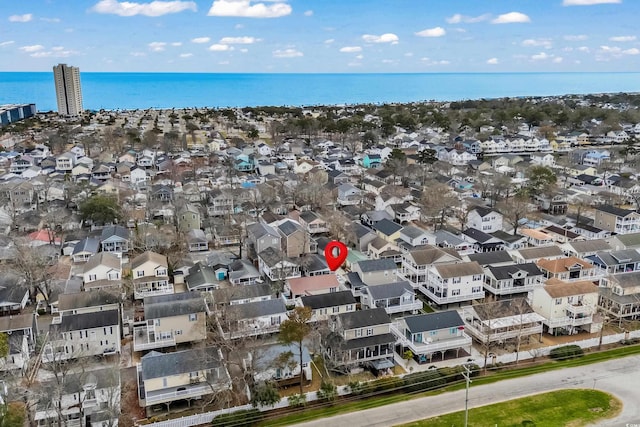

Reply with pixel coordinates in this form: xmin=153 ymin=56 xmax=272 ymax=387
xmin=1 ymin=0 xmax=640 ymax=73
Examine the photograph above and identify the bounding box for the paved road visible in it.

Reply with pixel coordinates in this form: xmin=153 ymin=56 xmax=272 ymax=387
xmin=292 ymin=354 xmax=640 ymax=427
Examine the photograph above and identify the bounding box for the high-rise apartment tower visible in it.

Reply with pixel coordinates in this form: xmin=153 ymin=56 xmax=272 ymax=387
xmin=53 ymin=63 xmax=83 ymax=116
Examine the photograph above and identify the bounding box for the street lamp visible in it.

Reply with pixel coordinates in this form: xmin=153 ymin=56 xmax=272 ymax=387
xmin=462 ymin=363 xmax=473 ymax=427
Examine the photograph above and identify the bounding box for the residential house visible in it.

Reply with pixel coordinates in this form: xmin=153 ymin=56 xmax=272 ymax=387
xmin=351 ymin=223 xmax=378 ymax=253
xmin=397 ymin=225 xmax=435 ymax=252
xmin=219 ymin=298 xmax=288 ymax=339
xmin=397 ymin=246 xmax=462 ymax=289
xmin=594 ymin=205 xmax=640 ymax=235
xmin=209 ymin=284 xmax=273 ymax=308
xmin=351 ymin=258 xmax=398 ymax=286
xmin=246 ymin=222 xmax=281 ymax=259
xmin=529 ymin=278 xmax=601 ymax=335
xmin=541 ymin=225 xmax=583 ymax=243
xmin=337 ymin=183 xmax=362 ymax=206
xmin=0 ymin=276 xmax=29 ymax=317
xmin=251 ymin=343 xmax=312 ymax=387
xmin=325 ymin=308 xmax=395 ymax=372
xmin=212 ymin=223 xmax=241 ymax=248
xmin=298 ymin=211 xmax=328 ymax=234
xmin=82 ymin=252 xmax=122 ymax=291
xmin=562 ymin=239 xmax=612 ymax=258
xmin=371 ymin=218 xmax=403 ymax=244
xmin=586 ymin=249 xmax=640 ymax=276
xmin=572 ymin=223 xmax=611 ymax=240
xmin=34 ymin=367 xmax=120 ymax=427
xmin=100 ymin=225 xmax=130 ymax=254
xmin=510 ymin=245 xmax=565 ymax=264
xmin=176 ymin=203 xmax=201 ymax=231
xmin=44 ymin=309 xmax=121 ymax=362
xmin=257 ymin=247 xmax=301 ymax=282
xmin=55 ymin=152 xmax=75 ymax=172
xmin=483 ymin=262 xmax=544 ymax=297
xmin=285 ymin=274 xmax=341 ymax=301
xmin=207 ymin=189 xmax=235 ymax=217
xmin=461 ymin=298 xmax=545 ymax=347
xmin=466 ymin=207 xmax=503 ymax=234
xmin=186 ymin=229 xmax=209 ymax=252
xmin=300 ymin=290 xmax=357 ymax=322
xmin=277 ymin=219 xmax=311 ymax=258
xmin=133 ymin=292 xmax=207 ymax=352
xmin=361 ymin=280 xmax=423 ymax=315
xmin=185 ymin=262 xmax=224 ymax=292
xmin=461 ymin=228 xmax=505 ymax=253
xmin=420 ymin=261 xmax=485 ymax=306
xmin=387 ymin=202 xmax=421 ymax=224
xmin=466 ymin=250 xmax=515 ymax=267
xmin=598 ymin=272 xmax=640 ymax=324
xmin=391 ymin=310 xmax=472 ymax=364
xmin=434 ymin=230 xmax=475 ymax=255
xmin=367 ymin=236 xmax=402 ymax=263
xmin=520 ymin=228 xmax=555 ymax=247
xmin=137 ymin=347 xmax=231 ymax=410
xmin=537 ymin=256 xmax=598 ymax=283
xmin=131 ymin=251 xmax=172 ymax=299
xmin=607 ymin=232 xmax=640 ymax=251
xmin=55 ymin=290 xmax=121 ymax=316
xmin=0 ymin=313 xmax=36 ymax=371
xmin=71 ymin=237 xmax=100 ymax=263
xmin=228 ymin=259 xmax=262 ymax=286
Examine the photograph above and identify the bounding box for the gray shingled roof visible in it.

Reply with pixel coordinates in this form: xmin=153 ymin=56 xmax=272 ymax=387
xmin=337 ymin=307 xmax=390 ymax=329
xmin=301 ymin=290 xmax=356 ymax=309
xmin=71 ymin=237 xmax=100 ymax=255
xmin=403 ymin=310 xmax=464 ymax=333
xmin=487 ymin=263 xmax=543 ymax=280
xmin=210 ymin=284 xmax=272 ymax=304
xmin=225 ymin=298 xmax=287 ymax=320
xmin=355 ymin=258 xmax=396 ymax=273
xmin=372 ymin=218 xmax=403 ymax=236
xmin=51 ymin=309 xmax=119 ymax=332
xmin=57 ymin=290 xmax=120 ymax=311
xmin=141 ymin=347 xmax=226 ymax=380
xmin=144 ymin=292 xmax=206 ymax=319
xmin=467 ymin=251 xmax=513 ymax=266
xmin=365 ymin=281 xmax=413 ymax=300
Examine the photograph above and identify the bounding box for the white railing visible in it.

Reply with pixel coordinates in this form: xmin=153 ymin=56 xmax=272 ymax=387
xmin=418 ymin=286 xmax=485 ymax=305
xmin=546 ymin=315 xmax=594 ymax=328
xmin=134 ymin=285 xmax=174 ymax=299
xmin=464 ymin=323 xmax=543 ymax=343
xmin=133 ymin=330 xmax=177 ymax=352
xmin=144 ymin=383 xmax=215 ymax=406
xmin=391 ymin=324 xmax=472 ymax=354
xmin=381 ymin=301 xmax=423 ymax=315
xmin=484 ymin=282 xmax=542 ymax=295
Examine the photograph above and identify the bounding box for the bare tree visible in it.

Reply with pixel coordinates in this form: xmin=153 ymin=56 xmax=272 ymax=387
xmin=497 ymin=194 xmax=531 ymax=236
xmin=419 ymin=181 xmax=458 ymax=231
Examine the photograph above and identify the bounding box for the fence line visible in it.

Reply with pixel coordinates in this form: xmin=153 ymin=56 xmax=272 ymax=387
xmin=137 ymin=329 xmax=640 ymax=427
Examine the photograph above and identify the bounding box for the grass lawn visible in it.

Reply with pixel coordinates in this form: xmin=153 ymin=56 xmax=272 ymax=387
xmin=397 ymin=389 xmax=621 ymax=427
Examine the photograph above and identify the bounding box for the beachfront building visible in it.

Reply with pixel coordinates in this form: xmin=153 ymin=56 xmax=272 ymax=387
xmin=53 ymin=63 xmax=83 ymax=116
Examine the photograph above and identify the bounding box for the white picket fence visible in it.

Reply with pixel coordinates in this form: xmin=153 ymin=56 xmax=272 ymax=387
xmin=137 ymin=330 xmax=640 ymax=427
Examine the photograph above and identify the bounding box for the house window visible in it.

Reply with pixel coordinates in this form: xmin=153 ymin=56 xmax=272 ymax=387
xmin=329 ymin=287 xmax=337 ymax=293
xmin=430 ymin=330 xmax=437 ymax=336
xmin=189 ymin=313 xmax=198 ymax=322
xmin=162 ymin=378 xmax=167 ymax=387
xmin=555 ymin=298 xmax=562 ymax=305
xmin=355 ymin=329 xmax=363 ymax=337
xmin=333 ymin=307 xmax=340 ymax=313
xmin=346 ymin=305 xmax=354 ymax=311
xmin=451 ymin=289 xmax=461 ymax=296
xmin=175 ymin=330 xmax=182 ymax=335
xmin=453 ymin=277 xmax=461 ymax=284
xmin=472 ymin=286 xmax=482 ymax=293
xmin=137 ymin=270 xmax=144 ymax=277
xmin=473 ymin=275 xmax=483 ymax=281
xmin=271 ymin=316 xmax=281 ymax=326
xmin=88 ymin=274 xmax=97 ymax=281
xmin=366 ymin=328 xmax=374 ymax=336
xmin=450 ymin=327 xmax=459 ymax=335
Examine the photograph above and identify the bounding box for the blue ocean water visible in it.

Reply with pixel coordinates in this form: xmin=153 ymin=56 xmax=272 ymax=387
xmin=1 ymin=72 xmax=639 ymax=112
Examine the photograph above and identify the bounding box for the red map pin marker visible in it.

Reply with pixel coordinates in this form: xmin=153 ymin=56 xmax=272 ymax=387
xmin=324 ymin=241 xmax=348 ymax=271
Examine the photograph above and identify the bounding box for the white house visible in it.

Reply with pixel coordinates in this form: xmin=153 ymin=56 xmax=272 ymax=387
xmin=466 ymin=206 xmax=503 ymax=233
xmin=420 ymin=261 xmax=485 ymax=306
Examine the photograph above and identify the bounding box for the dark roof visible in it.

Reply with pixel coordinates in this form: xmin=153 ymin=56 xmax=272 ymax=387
xmin=472 ymin=298 xmax=536 ymax=320
xmin=100 ymin=225 xmax=129 ymax=241
xmin=51 ymin=309 xmax=119 ymax=332
xmin=597 ymin=204 xmax=637 ymax=218
xmin=355 ymin=258 xmax=397 ymax=273
xmin=543 ymin=225 xmax=581 ymax=239
xmin=403 ymin=310 xmax=464 ymax=333
xmin=371 ymin=218 xmax=403 ymax=236
xmin=144 ymin=292 xmax=206 ymax=319
xmin=71 ymin=237 xmax=100 ymax=255
xmin=491 ymin=230 xmax=526 ymax=244
xmin=472 ymin=206 xmax=495 ymax=218
xmin=589 ymin=249 xmax=640 ymax=266
xmin=487 ymin=263 xmax=543 ymax=280
xmin=365 ymin=281 xmax=413 ymax=300
xmin=343 ymin=333 xmax=396 ymax=350
xmin=57 ymin=290 xmax=120 ymax=311
xmin=467 ymin=251 xmax=513 ymax=266
xmin=141 ymin=347 xmax=226 ymax=380
xmin=337 ymin=307 xmax=390 ymax=329
xmin=225 ymin=298 xmax=287 ymax=320
xmin=301 ymin=290 xmax=356 ymax=309
xmin=185 ymin=262 xmax=219 ymax=290
xmin=278 ymin=219 xmax=301 ymax=236
xmin=462 ymin=228 xmax=496 ymax=244
xmin=299 ymin=211 xmax=319 ymax=223
xmin=210 ymin=284 xmax=272 ymax=304
xmin=353 ymin=223 xmax=376 ymax=239
xmin=566 ymin=239 xmax=611 ymax=253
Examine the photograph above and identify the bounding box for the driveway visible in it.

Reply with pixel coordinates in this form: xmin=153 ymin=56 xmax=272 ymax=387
xmin=292 ymin=354 xmax=640 ymax=427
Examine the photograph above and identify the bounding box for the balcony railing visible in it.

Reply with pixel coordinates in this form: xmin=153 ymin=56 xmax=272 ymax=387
xmin=379 ymin=300 xmax=423 ymax=315
xmin=391 ymin=325 xmax=471 ymax=354
xmin=133 ymin=326 xmax=177 ymax=351
xmin=143 ymin=383 xmax=219 ymax=406
xmin=565 ymin=303 xmax=594 ymax=317
xmin=484 ymin=282 xmax=542 ymax=295
xmin=464 ymin=323 xmax=543 ymax=343
xmin=418 ymin=286 xmax=485 ymax=305
xmin=546 ymin=315 xmax=594 ymax=328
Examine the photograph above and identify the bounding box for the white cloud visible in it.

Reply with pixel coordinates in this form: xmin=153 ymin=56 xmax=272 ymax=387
xmin=610 ymin=35 xmax=637 ymax=42
xmin=404 ymin=52 xmax=413 ymax=57
xmin=91 ymin=0 xmax=197 ymax=17
xmin=531 ymin=52 xmax=550 ymax=60
xmin=273 ymin=48 xmax=302 ymax=58
xmin=9 ymin=14 xmax=33 ymax=22
xmin=40 ymin=17 xmax=61 ymax=23
xmin=564 ymin=34 xmax=588 ymax=41
xmin=19 ymin=44 xmax=44 ymax=52
xmin=219 ymin=36 xmax=260 ymax=44
xmin=30 ymin=48 xmax=78 ymax=58
xmin=522 ymin=38 xmax=552 ymax=48
xmin=303 ymin=10 xmax=313 ymax=16
xmin=207 ymin=0 xmax=292 ymax=18
xmin=339 ymin=46 xmax=362 ymax=53
xmin=234 ymin=23 xmax=244 ymax=29
xmin=421 ymin=57 xmax=450 ymax=65
xmin=209 ymin=43 xmax=233 ymax=51
xmin=179 ymin=53 xmax=193 ymax=58
xmin=347 ymin=61 xmax=362 ymax=67
xmin=239 ymin=48 xmax=248 ymax=53
xmin=623 ymin=48 xmax=640 ymax=55
xmin=52 ymin=46 xmax=65 ymax=51
xmin=324 ymin=39 xmax=335 ymax=44
xmin=171 ymin=42 xmax=182 ymax=46
xmin=362 ymin=33 xmax=399 ymax=44
xmin=191 ymin=37 xmax=210 ymax=43
xmin=355 ymin=54 xmax=364 ymax=60
xmin=563 ymin=0 xmax=621 ymax=5
xmin=0 ymin=41 xmax=15 ymax=47
xmin=130 ymin=51 xmax=147 ymax=56
xmin=491 ymin=12 xmax=530 ymax=24
xmin=219 ymin=60 xmax=230 ymax=65
xmin=415 ymin=27 xmax=446 ymax=38
xmin=553 ymin=56 xmax=563 ymax=63
xmin=445 ymin=13 xmax=490 ymax=24
xmin=148 ymin=41 xmax=167 ymax=51
xmin=486 ymin=57 xmax=499 ymax=64
xmin=577 ymin=46 xmax=590 ymax=52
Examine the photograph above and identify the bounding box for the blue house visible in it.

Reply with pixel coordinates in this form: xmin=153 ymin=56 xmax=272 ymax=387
xmin=234 ymin=154 xmax=255 ymax=172
xmin=361 ymin=153 xmax=382 ymax=169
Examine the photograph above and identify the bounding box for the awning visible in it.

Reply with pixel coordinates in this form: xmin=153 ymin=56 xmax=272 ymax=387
xmin=369 ymin=358 xmax=395 ymax=370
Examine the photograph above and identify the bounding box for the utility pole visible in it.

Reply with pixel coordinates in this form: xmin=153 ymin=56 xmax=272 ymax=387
xmin=462 ymin=363 xmax=473 ymax=427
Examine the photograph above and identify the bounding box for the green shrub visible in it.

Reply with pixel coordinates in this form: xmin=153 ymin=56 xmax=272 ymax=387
xmin=361 ymin=376 xmax=404 ymax=394
xmin=347 ymin=381 xmax=364 ymax=395
xmin=211 ymin=409 xmax=262 ymax=426
xmin=288 ymin=393 xmax=307 ymax=408
xmin=317 ymin=381 xmax=338 ymax=402
xmin=549 ymin=345 xmax=584 ymax=360
xmin=402 ymin=370 xmax=445 ymax=392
